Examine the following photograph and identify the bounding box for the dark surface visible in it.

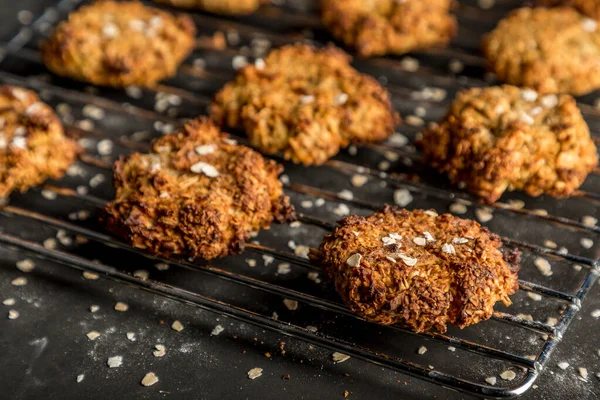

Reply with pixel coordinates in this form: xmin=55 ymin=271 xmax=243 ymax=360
xmin=0 ymin=0 xmax=599 ymax=399
xmin=1 ymin=248 xmax=599 ymax=400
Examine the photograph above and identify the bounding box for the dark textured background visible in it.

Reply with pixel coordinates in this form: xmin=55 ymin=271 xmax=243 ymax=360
xmin=0 ymin=1 xmax=599 ymax=399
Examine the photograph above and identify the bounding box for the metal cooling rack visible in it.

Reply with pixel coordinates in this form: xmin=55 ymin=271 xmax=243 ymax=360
xmin=1 ymin=0 xmax=599 ymax=397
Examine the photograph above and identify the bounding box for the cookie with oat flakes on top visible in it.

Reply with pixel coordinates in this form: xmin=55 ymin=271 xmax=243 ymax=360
xmin=483 ymin=7 xmax=600 ymax=95
xmin=0 ymin=85 xmax=80 ymax=198
xmin=103 ymin=117 xmax=295 ymax=260
xmin=41 ymin=1 xmax=195 ymax=88
xmin=538 ymin=0 xmax=600 ymax=19
xmin=153 ymin=0 xmax=268 ymax=15
xmin=419 ymin=85 xmax=598 ymax=204
xmin=310 ymin=206 xmax=520 ymax=333
xmin=211 ymin=44 xmax=399 ymax=165
xmin=321 ymin=0 xmax=457 ymax=58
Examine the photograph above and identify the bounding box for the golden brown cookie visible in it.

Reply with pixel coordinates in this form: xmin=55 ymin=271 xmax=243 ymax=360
xmin=310 ymin=206 xmax=520 ymax=333
xmin=420 ymin=85 xmax=598 ymax=204
xmin=103 ymin=118 xmax=295 ymax=260
xmin=483 ymin=7 xmax=600 ymax=95
xmin=41 ymin=1 xmax=196 ymax=88
xmin=153 ymin=0 xmax=268 ymax=15
xmin=211 ymin=44 xmax=399 ymax=165
xmin=538 ymin=0 xmax=600 ymax=19
xmin=0 ymin=85 xmax=80 ymax=198
xmin=321 ymin=0 xmax=457 ymax=58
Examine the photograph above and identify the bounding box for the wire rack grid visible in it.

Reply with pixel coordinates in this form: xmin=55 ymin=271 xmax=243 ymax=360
xmin=1 ymin=0 xmax=599 ymax=398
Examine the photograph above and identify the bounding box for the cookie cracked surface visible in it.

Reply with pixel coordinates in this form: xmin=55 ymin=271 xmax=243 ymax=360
xmin=0 ymin=85 xmax=80 ymax=198
xmin=153 ymin=0 xmax=268 ymax=14
xmin=211 ymin=44 xmax=399 ymax=165
xmin=42 ymin=1 xmax=196 ymax=88
xmin=483 ymin=7 xmax=600 ymax=95
xmin=321 ymin=0 xmax=457 ymax=58
xmin=420 ymin=85 xmax=598 ymax=203
xmin=310 ymin=206 xmax=520 ymax=333
xmin=538 ymin=0 xmax=600 ymax=19
xmin=103 ymin=118 xmax=296 ymax=260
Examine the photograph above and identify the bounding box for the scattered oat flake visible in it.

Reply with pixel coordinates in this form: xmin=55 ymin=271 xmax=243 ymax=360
xmin=452 ymin=238 xmax=469 ymax=244
xmin=581 ymin=215 xmax=598 ymax=227
xmin=393 ymin=189 xmax=413 ymax=207
xmin=90 ymin=305 xmax=99 ymax=313
xmin=417 ymin=346 xmax=427 ymax=355
xmin=447 ymin=346 xmax=456 ymax=352
xmin=534 ymin=257 xmax=552 ymax=276
xmin=527 ymin=292 xmax=542 ymax=301
xmin=397 ymin=253 xmax=417 ymax=266
xmin=580 ymin=238 xmax=594 ymax=249
xmin=338 ymin=189 xmax=353 ymax=201
xmin=413 ymin=237 xmax=427 ymax=246
xmin=346 ymin=253 xmax=362 ymax=267
xmin=449 ymin=203 xmax=467 ymax=214
xmin=83 ymin=271 xmax=99 ymax=280
xmin=277 ymin=263 xmax=291 ymax=274
xmin=87 ymin=331 xmax=101 ymax=340
xmin=334 ymin=203 xmax=350 ymax=216
xmin=195 ymin=144 xmax=215 ymax=155
xmin=190 ymin=161 xmax=219 ymax=177
xmin=591 ymin=309 xmax=600 ymax=318
xmin=307 ymin=272 xmax=319 ymax=281
xmin=294 ymin=245 xmax=310 ymax=259
xmin=283 ymin=299 xmax=298 ymax=311
xmin=141 ymin=372 xmax=159 ymax=386
xmin=423 ymin=232 xmax=435 ymax=242
xmin=475 ymin=208 xmax=493 ymax=223
xmin=382 ymin=236 xmax=396 ymax=246
xmin=558 ymin=362 xmax=569 ymax=370
xmin=134 ymin=270 xmax=149 ymax=280
xmin=262 ymin=255 xmax=274 ymax=266
xmin=3 ymin=298 xmax=16 ymax=306
xmin=441 ymin=243 xmax=456 ymax=255
xmin=546 ymin=317 xmax=558 ymax=326
xmin=153 ymin=345 xmax=166 ymax=357
xmin=114 ymin=302 xmax=129 ymax=312
xmin=332 ymin=352 xmax=350 ymax=363
xmin=41 ymin=189 xmax=57 ymax=200
xmin=171 ymin=320 xmax=184 ymax=332
xmin=246 ymin=258 xmax=257 ymax=267
xmin=11 ymin=277 xmax=27 ymax=286
xmin=485 ymin=377 xmax=497 ymax=385
xmin=579 ymin=367 xmax=588 ymax=379
xmin=76 ymin=374 xmax=85 ymax=383
xmin=8 ymin=310 xmax=19 ymax=320
xmin=543 ymin=240 xmax=557 ymax=249
xmin=351 ymin=174 xmax=368 ymax=187
xmin=127 ymin=332 xmax=136 ymax=341
xmin=107 ymin=356 xmax=123 ymax=368
xmin=211 ymin=325 xmax=224 ymax=336
xmin=499 ymin=370 xmax=516 ymax=381
xmin=247 ymin=368 xmax=263 ymax=379
xmin=16 ymin=259 xmax=35 ymax=273
xmin=517 ymin=313 xmax=533 ymax=321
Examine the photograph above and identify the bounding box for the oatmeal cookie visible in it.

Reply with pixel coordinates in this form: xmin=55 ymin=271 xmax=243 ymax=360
xmin=103 ymin=118 xmax=295 ymax=260
xmin=321 ymin=0 xmax=457 ymax=58
xmin=0 ymin=85 xmax=80 ymax=198
xmin=310 ymin=206 xmax=520 ymax=333
xmin=483 ymin=7 xmax=600 ymax=95
xmin=420 ymin=85 xmax=598 ymax=203
xmin=211 ymin=44 xmax=399 ymax=165
xmin=41 ymin=1 xmax=196 ymax=88
xmin=538 ymin=0 xmax=600 ymax=19
xmin=153 ymin=0 xmax=268 ymax=15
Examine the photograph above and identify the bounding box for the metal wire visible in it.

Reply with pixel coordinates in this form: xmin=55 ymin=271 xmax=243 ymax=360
xmin=0 ymin=1 xmax=599 ymax=398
